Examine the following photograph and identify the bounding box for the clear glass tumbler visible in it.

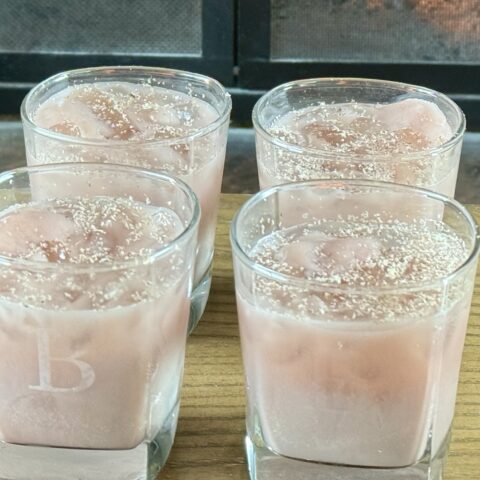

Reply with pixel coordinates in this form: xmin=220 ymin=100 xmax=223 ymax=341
xmin=0 ymin=163 xmax=199 ymax=480
xmin=253 ymin=78 xmax=465 ymax=196
xmin=21 ymin=66 xmax=231 ymax=332
xmin=231 ymin=180 xmax=479 ymax=480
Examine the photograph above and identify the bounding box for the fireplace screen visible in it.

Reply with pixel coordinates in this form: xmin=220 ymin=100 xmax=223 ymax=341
xmin=0 ymin=0 xmax=233 ymax=113
xmin=271 ymin=0 xmax=480 ymax=63
xmin=0 ymin=0 xmax=202 ymax=56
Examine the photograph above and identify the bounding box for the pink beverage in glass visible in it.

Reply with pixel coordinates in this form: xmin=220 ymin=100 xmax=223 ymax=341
xmin=254 ymin=78 xmax=465 ymax=196
xmin=231 ymin=180 xmax=479 ymax=480
xmin=21 ymin=67 xmax=231 ymax=331
xmin=0 ymin=164 xmax=199 ymax=480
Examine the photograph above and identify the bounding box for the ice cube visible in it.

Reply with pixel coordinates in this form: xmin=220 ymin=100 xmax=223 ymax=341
xmin=319 ymin=237 xmax=382 ymax=278
xmin=374 ymin=98 xmax=452 ymax=144
xmin=0 ymin=208 xmax=76 ymax=258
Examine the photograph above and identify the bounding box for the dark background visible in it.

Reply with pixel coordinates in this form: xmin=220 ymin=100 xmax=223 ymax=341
xmin=0 ymin=0 xmax=479 ymax=200
xmin=1 ymin=0 xmax=479 ymax=127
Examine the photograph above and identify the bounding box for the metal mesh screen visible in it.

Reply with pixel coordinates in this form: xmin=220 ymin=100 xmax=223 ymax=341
xmin=271 ymin=0 xmax=480 ymax=63
xmin=0 ymin=0 xmax=202 ymax=56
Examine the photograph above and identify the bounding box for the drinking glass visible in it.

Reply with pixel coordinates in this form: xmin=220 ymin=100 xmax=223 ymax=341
xmin=0 ymin=163 xmax=199 ymax=480
xmin=231 ymin=179 xmax=479 ymax=480
xmin=253 ymin=78 xmax=465 ymax=196
xmin=21 ymin=66 xmax=231 ymax=331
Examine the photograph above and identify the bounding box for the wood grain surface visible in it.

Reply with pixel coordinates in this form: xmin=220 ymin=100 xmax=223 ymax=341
xmin=160 ymin=194 xmax=480 ymax=479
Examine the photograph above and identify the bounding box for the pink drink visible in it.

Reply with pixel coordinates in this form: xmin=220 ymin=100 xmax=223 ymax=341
xmin=26 ymin=79 xmax=228 ymax=286
xmin=255 ymin=83 xmax=464 ymax=197
xmin=0 ymin=197 xmax=190 ymax=449
xmin=236 ymin=216 xmax=473 ymax=468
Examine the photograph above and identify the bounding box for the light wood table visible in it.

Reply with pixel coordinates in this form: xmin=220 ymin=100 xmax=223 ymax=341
xmin=160 ymin=194 xmax=480 ymax=479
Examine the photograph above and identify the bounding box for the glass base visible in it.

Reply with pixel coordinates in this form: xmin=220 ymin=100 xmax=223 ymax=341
xmin=0 ymin=404 xmax=179 ymax=480
xmin=245 ymin=433 xmax=450 ymax=480
xmin=188 ymin=260 xmax=213 ymax=334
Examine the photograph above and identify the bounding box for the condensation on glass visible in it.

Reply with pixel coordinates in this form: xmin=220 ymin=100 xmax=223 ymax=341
xmin=0 ymin=0 xmax=202 ymax=56
xmin=271 ymin=0 xmax=480 ymax=63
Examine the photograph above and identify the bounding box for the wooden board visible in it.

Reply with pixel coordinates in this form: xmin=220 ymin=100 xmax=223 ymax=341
xmin=160 ymin=194 xmax=480 ymax=479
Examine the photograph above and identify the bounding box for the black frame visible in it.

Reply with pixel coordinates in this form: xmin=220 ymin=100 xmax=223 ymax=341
xmin=0 ymin=0 xmax=234 ymax=113
xmin=237 ymin=0 xmax=480 ymax=127
xmin=1 ymin=0 xmax=480 ymax=128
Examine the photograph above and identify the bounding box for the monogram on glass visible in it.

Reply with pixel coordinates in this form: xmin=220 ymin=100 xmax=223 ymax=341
xmin=0 ymin=163 xmax=199 ymax=480
xmin=253 ymin=78 xmax=465 ymax=196
xmin=231 ymin=180 xmax=479 ymax=480
xmin=21 ymin=66 xmax=231 ymax=332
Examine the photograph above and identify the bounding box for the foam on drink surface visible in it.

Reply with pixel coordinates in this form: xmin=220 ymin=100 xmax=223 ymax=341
xmin=260 ymin=99 xmax=456 ymax=190
xmin=269 ymin=100 xmax=452 ymax=156
xmin=0 ymin=197 xmax=185 ymax=310
xmin=249 ymin=216 xmax=469 ymax=320
xmin=35 ymin=82 xmax=218 ymax=143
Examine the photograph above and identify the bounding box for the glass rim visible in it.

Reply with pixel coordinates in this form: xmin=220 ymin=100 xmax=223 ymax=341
xmin=0 ymin=162 xmax=200 ymax=273
xmin=252 ymin=77 xmax=466 ymax=162
xmin=20 ymin=65 xmax=232 ymax=147
xmin=230 ymin=179 xmax=480 ymax=295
